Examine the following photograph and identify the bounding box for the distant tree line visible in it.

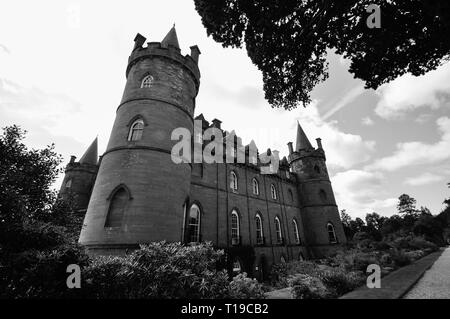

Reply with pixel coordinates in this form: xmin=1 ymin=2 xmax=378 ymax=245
xmin=340 ymin=192 xmax=450 ymax=246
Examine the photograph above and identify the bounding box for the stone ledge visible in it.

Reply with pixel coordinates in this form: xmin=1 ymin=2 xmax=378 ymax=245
xmin=340 ymin=249 xmax=444 ymax=299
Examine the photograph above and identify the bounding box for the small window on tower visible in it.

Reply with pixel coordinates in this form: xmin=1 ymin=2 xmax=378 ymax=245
xmin=314 ymin=165 xmax=321 ymax=174
xmin=128 ymin=119 xmax=144 ymax=141
xmin=319 ymin=189 xmax=327 ymax=202
xmin=141 ymin=75 xmax=153 ymax=88
xmin=65 ymin=179 xmax=72 ymax=189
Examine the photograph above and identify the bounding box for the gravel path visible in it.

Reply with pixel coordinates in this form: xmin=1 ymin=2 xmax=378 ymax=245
xmin=403 ymin=247 xmax=450 ymax=299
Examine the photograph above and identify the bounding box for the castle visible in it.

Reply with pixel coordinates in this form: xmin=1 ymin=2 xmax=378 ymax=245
xmin=59 ymin=27 xmax=346 ymax=280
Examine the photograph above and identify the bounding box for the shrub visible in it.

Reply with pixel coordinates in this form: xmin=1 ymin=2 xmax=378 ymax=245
xmin=227 ymin=273 xmax=265 ymax=299
xmin=269 ymin=262 xmax=288 ymax=288
xmin=289 ymin=274 xmax=330 ymax=299
xmin=408 ymin=237 xmax=438 ymax=252
xmin=318 ymin=268 xmax=365 ymax=296
xmin=82 ymin=242 xmax=231 ymax=299
xmin=390 ymin=249 xmax=411 ymax=267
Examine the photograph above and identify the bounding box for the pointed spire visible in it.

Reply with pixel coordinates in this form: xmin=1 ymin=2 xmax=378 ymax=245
xmin=161 ymin=25 xmax=180 ymax=49
xmin=79 ymin=137 xmax=98 ymax=165
xmin=295 ymin=121 xmax=313 ymax=151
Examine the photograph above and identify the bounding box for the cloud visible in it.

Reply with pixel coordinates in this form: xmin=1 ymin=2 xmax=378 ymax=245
xmin=295 ymin=105 xmax=376 ymax=169
xmin=361 ymin=117 xmax=374 ymax=126
xmin=331 ymin=169 xmax=397 ymax=218
xmin=375 ymin=62 xmax=450 ymax=119
xmin=404 ymin=173 xmax=445 ymax=186
xmin=414 ymin=113 xmax=433 ymax=124
xmin=0 ymin=43 xmax=10 ymax=54
xmin=367 ymin=117 xmax=450 ymax=171
xmin=322 ymin=84 xmax=365 ymax=120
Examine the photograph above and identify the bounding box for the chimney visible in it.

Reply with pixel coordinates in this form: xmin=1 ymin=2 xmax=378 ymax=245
xmin=287 ymin=142 xmax=293 ymax=155
xmin=316 ymin=138 xmax=322 ymax=149
xmin=190 ymin=45 xmax=201 ymax=63
xmin=133 ymin=33 xmax=146 ymax=51
xmin=211 ymin=119 xmax=222 ymax=129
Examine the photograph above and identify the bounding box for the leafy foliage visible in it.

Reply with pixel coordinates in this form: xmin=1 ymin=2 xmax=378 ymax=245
xmin=194 ymin=0 xmax=450 ymax=110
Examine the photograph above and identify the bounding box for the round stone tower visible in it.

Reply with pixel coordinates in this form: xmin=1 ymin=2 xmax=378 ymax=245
xmin=79 ymin=27 xmax=201 ymax=254
xmin=288 ymin=122 xmax=346 ymax=258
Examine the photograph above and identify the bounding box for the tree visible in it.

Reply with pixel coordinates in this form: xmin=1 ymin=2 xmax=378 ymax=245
xmin=340 ymin=209 xmax=354 ymax=240
xmin=397 ymin=194 xmax=417 ymax=216
xmin=0 ymin=125 xmax=88 ymax=298
xmin=194 ymin=0 xmax=450 ymax=110
xmin=0 ymin=125 xmax=62 ymax=227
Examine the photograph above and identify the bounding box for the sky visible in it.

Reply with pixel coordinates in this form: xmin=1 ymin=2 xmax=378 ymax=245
xmin=1 ymin=0 xmax=449 ymax=219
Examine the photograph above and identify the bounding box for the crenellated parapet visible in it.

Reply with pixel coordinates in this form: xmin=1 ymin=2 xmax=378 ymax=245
xmin=126 ymin=33 xmax=201 ymax=91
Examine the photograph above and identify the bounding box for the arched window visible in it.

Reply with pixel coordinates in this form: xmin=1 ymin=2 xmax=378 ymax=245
xmin=280 ymin=256 xmax=286 ymax=263
xmin=293 ymin=219 xmax=301 ymax=244
xmin=128 ymin=119 xmax=144 ymax=141
xmin=275 ymin=216 xmax=282 ymax=243
xmin=288 ymin=189 xmax=294 ymax=202
xmin=230 ymin=171 xmax=238 ymax=191
xmin=298 ymin=253 xmax=305 ymax=261
xmin=271 ymin=184 xmax=277 ymax=200
xmin=314 ymin=164 xmax=321 ymax=174
xmin=319 ymin=189 xmax=327 ymax=202
xmin=231 ymin=210 xmax=240 ymax=244
xmin=105 ymin=188 xmax=128 ymax=227
xmin=255 ymin=213 xmax=264 ymax=245
xmin=141 ymin=75 xmax=153 ymax=88
xmin=65 ymin=179 xmax=72 ymax=189
xmin=327 ymin=222 xmax=337 ymax=244
xmin=252 ymin=178 xmax=259 ymax=195
xmin=188 ymin=204 xmax=201 ymax=243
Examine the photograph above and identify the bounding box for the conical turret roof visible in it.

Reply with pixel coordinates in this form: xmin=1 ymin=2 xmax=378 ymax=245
xmin=295 ymin=121 xmax=313 ymax=151
xmin=79 ymin=137 xmax=98 ymax=165
xmin=161 ymin=25 xmax=180 ymax=49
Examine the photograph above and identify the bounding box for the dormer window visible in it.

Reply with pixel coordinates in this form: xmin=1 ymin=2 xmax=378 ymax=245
xmin=128 ymin=119 xmax=144 ymax=141
xmin=141 ymin=75 xmax=153 ymax=88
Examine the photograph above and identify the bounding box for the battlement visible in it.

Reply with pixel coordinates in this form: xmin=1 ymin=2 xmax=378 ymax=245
xmin=126 ymin=30 xmax=201 ymax=89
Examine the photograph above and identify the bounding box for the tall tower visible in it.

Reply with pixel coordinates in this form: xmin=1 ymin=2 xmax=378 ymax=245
xmin=59 ymin=137 xmax=98 ymax=212
xmin=79 ymin=27 xmax=201 ymax=254
xmin=288 ymin=122 xmax=346 ymax=258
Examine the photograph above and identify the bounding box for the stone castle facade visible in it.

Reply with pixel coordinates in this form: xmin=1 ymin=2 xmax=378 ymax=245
xmin=59 ymin=27 xmax=346 ymax=280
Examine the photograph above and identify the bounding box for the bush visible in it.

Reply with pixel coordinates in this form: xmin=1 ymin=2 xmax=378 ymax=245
xmin=227 ymin=273 xmax=265 ymax=299
xmin=82 ymin=242 xmax=231 ymax=299
xmin=390 ymin=249 xmax=411 ymax=267
xmin=408 ymin=237 xmax=438 ymax=251
xmin=289 ymin=274 xmax=330 ymax=299
xmin=269 ymin=262 xmax=288 ymax=288
xmin=318 ymin=268 xmax=365 ymax=296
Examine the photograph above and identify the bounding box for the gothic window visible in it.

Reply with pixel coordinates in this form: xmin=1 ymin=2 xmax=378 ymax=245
xmin=275 ymin=216 xmax=282 ymax=243
xmin=105 ymin=188 xmax=129 ymax=228
xmin=231 ymin=210 xmax=240 ymax=244
xmin=327 ymin=222 xmax=337 ymax=244
xmin=252 ymin=178 xmax=259 ymax=195
xmin=293 ymin=219 xmax=301 ymax=244
xmin=314 ymin=164 xmax=321 ymax=174
xmin=285 ymin=170 xmax=290 ymax=179
xmin=280 ymin=256 xmax=286 ymax=263
xmin=256 ymin=213 xmax=264 ymax=245
xmin=230 ymin=171 xmax=238 ymax=191
xmin=140 ymin=75 xmax=153 ymax=88
xmin=288 ymin=189 xmax=294 ymax=202
xmin=188 ymin=204 xmax=201 ymax=243
xmin=298 ymin=253 xmax=305 ymax=261
xmin=128 ymin=119 xmax=144 ymax=141
xmin=65 ymin=179 xmax=72 ymax=189
xmin=271 ymin=184 xmax=277 ymax=200
xmin=319 ymin=189 xmax=327 ymax=202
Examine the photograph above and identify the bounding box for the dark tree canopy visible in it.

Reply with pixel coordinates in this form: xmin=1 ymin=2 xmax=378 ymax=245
xmin=194 ymin=0 xmax=450 ymax=110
